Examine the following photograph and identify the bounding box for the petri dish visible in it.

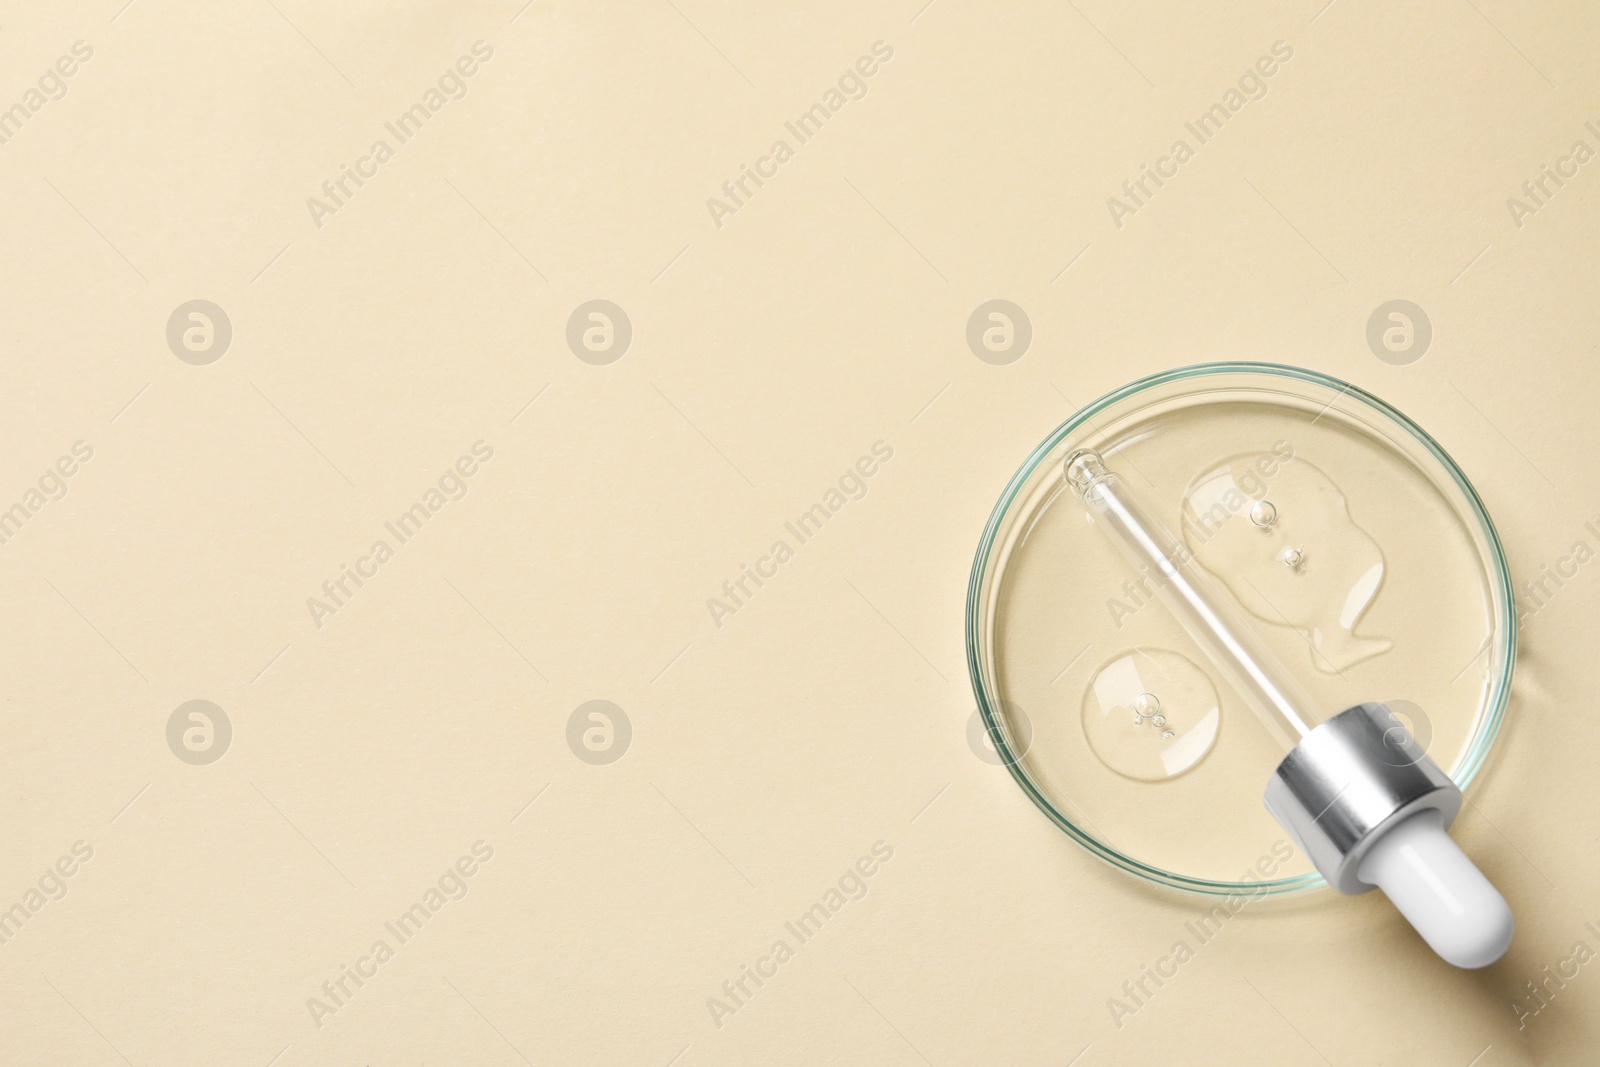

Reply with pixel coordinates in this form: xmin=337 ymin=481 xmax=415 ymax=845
xmin=965 ymin=363 xmax=1515 ymax=895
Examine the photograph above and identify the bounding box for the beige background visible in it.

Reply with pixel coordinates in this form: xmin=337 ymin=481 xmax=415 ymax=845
xmin=2 ymin=0 xmax=1598 ymax=1063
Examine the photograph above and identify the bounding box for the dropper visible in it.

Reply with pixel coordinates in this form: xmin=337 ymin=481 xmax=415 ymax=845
xmin=1066 ymin=450 xmax=1514 ymax=969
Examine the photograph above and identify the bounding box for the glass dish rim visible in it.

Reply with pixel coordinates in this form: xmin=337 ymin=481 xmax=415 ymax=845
xmin=964 ymin=360 xmax=1518 ymax=896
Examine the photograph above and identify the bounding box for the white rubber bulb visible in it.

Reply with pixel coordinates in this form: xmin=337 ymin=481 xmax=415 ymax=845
xmin=1356 ymin=809 xmax=1514 ymax=968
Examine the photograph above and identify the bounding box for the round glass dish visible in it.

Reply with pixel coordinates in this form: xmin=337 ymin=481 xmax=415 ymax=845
xmin=966 ymin=363 xmax=1515 ymax=895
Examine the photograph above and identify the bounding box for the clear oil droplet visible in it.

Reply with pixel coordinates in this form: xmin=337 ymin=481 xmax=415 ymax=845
xmin=1182 ymin=452 xmax=1393 ymax=673
xmin=1081 ymin=648 xmax=1220 ymax=782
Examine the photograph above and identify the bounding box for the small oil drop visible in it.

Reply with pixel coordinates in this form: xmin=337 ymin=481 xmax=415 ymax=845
xmin=1081 ymin=648 xmax=1220 ymax=782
